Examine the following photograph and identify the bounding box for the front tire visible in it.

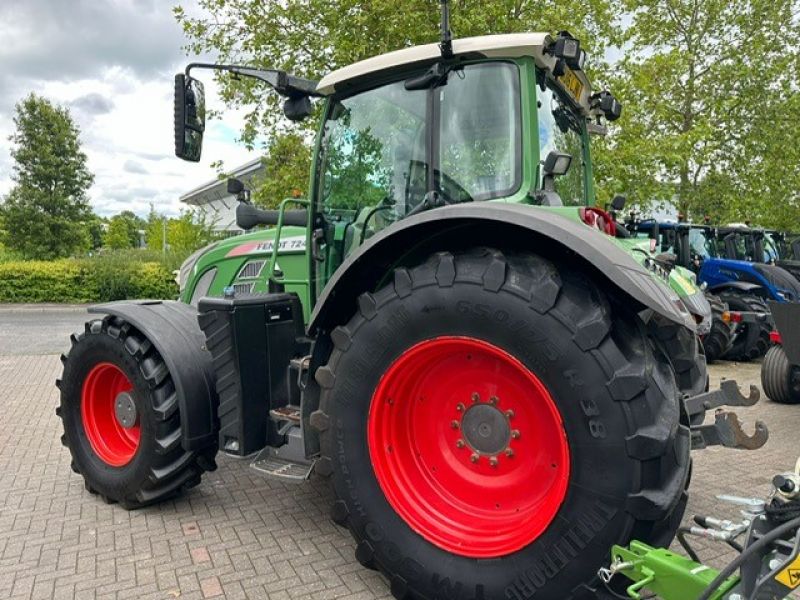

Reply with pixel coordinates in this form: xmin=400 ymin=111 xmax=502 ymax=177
xmin=57 ymin=316 xmax=217 ymax=508
xmin=761 ymin=345 xmax=800 ymax=404
xmin=313 ymin=249 xmax=691 ymax=599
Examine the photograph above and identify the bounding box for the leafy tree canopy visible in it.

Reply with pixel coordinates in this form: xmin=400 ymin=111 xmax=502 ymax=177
xmin=145 ymin=206 xmax=216 ymax=255
xmin=593 ymin=0 xmax=800 ymax=229
xmin=104 ymin=211 xmax=146 ymax=249
xmin=176 ymin=0 xmax=800 ymax=230
xmin=0 ymin=94 xmax=95 ymax=259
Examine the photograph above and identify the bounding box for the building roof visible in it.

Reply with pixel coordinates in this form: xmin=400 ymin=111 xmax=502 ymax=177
xmin=180 ymin=157 xmax=265 ymax=206
xmin=318 ymin=33 xmax=552 ymax=95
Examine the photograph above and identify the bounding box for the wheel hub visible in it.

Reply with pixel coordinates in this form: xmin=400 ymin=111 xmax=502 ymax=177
xmin=460 ymin=401 xmax=511 ymax=456
xmin=114 ymin=392 xmax=138 ymax=429
xmin=80 ymin=362 xmax=141 ymax=467
xmin=367 ymin=336 xmax=570 ymax=558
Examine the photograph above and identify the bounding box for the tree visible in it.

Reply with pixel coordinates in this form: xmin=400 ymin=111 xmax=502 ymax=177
xmin=0 ymin=94 xmax=95 ymax=259
xmin=593 ymin=0 xmax=800 ymax=223
xmin=104 ymin=210 xmax=145 ymax=249
xmin=175 ymin=0 xmax=618 ymax=146
xmin=145 ymin=205 xmax=215 ymax=255
xmin=251 ymin=133 xmax=312 ymax=208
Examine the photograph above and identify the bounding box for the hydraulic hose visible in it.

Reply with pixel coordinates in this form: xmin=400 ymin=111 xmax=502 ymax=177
xmin=696 ymin=514 xmax=800 ymax=600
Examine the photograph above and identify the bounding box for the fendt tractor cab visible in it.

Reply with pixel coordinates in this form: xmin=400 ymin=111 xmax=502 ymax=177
xmin=56 ymin=7 xmax=766 ymax=598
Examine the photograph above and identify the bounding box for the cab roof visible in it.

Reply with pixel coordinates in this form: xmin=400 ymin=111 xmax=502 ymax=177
xmin=316 ymin=33 xmax=594 ymax=114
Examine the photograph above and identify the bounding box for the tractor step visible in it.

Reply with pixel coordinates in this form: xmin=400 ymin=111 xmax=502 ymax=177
xmin=249 ymin=425 xmax=314 ymax=483
xmin=269 ymin=405 xmax=301 ymax=424
xmin=251 ymin=449 xmax=316 ymax=483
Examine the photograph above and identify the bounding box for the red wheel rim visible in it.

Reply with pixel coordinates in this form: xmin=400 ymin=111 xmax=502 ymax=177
xmin=367 ymin=337 xmax=570 ymax=558
xmin=80 ymin=362 xmax=140 ymax=466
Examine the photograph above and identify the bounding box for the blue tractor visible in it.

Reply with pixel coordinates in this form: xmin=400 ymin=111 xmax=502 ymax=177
xmin=636 ymin=221 xmax=799 ymax=361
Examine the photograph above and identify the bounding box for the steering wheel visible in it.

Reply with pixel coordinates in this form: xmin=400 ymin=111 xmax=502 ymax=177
xmin=580 ymin=207 xmax=617 ymax=237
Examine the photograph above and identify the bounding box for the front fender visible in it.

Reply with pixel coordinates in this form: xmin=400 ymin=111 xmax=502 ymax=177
xmin=89 ymin=300 xmax=217 ymax=451
xmin=308 ymin=203 xmax=694 ymax=334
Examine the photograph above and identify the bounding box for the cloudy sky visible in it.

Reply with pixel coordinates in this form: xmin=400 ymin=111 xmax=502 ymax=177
xmin=0 ymin=0 xmax=260 ymax=217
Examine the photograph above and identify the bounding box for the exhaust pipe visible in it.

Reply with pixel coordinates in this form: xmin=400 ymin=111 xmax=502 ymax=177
xmin=236 ymin=202 xmax=307 ymax=230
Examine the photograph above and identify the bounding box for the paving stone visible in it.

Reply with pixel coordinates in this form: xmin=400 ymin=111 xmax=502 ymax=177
xmin=3 ymin=351 xmax=800 ymax=598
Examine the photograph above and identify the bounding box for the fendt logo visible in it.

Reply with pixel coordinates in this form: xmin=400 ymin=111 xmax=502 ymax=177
xmin=226 ymin=236 xmax=307 ymax=257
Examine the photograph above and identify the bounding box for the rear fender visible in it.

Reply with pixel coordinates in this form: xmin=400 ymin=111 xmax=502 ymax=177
xmin=89 ymin=301 xmax=217 ymax=451
xmin=308 ymin=203 xmax=694 ymax=335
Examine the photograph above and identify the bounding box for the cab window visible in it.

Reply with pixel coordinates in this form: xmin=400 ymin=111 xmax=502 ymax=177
xmin=536 ymin=71 xmax=586 ymax=206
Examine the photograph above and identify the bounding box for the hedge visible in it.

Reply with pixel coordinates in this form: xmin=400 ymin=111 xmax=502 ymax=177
xmin=0 ymin=258 xmax=178 ymax=303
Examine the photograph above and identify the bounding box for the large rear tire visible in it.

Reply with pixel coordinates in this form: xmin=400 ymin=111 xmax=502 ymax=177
xmin=720 ymin=294 xmax=771 ymax=361
xmin=312 ymin=249 xmax=691 ymax=599
xmin=761 ymin=345 xmax=800 ymax=404
xmin=57 ymin=316 xmax=217 ymax=508
xmin=701 ymin=293 xmax=733 ymax=363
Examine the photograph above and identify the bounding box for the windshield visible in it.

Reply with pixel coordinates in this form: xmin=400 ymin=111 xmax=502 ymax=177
xmin=764 ymin=233 xmax=782 ymax=262
xmin=439 ymin=63 xmax=521 ymax=202
xmin=317 ymin=62 xmax=521 ymax=243
xmin=688 ymin=228 xmax=714 ymax=259
xmin=536 ymin=71 xmax=586 ymax=205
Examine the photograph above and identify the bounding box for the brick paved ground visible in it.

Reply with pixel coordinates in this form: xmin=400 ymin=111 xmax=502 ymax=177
xmin=1 ymin=336 xmax=798 ymax=598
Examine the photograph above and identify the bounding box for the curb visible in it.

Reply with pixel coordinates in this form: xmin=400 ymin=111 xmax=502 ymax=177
xmin=0 ymin=304 xmax=90 ymax=314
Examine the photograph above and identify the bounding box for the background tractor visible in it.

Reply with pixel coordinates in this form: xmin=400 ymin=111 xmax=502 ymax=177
xmin=636 ymin=221 xmax=787 ymax=362
xmin=56 ymin=10 xmax=765 ymax=599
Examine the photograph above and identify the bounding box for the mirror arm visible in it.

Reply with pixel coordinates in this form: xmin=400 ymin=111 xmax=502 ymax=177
xmin=184 ymin=63 xmax=321 ymax=98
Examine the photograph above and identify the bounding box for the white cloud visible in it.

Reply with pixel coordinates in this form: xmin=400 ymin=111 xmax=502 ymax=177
xmin=0 ymin=0 xmax=263 ymax=217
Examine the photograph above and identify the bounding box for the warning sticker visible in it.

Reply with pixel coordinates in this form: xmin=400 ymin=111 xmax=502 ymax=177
xmin=775 ymin=555 xmax=800 ymax=589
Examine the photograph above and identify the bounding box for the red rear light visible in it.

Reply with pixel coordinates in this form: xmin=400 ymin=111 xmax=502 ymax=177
xmin=770 ymin=331 xmax=782 ymax=344
xmin=728 ymin=312 xmax=743 ymax=324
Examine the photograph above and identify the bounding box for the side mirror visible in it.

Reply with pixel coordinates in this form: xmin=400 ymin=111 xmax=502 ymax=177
xmin=611 ymin=194 xmax=626 ymax=212
xmin=174 ymin=74 xmax=206 ymax=162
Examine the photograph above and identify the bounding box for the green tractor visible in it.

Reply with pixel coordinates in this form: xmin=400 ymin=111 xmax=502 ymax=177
xmin=57 ymin=9 xmax=765 ymax=599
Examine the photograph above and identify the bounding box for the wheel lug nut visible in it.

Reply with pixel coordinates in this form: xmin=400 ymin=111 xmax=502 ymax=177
xmin=505 ymin=409 xmax=515 ymax=419
xmin=511 ymin=429 xmax=520 ymax=440
xmin=470 ymin=453 xmax=479 ymax=463
xmin=456 ymin=403 xmax=465 ymax=412
xmin=450 ymin=420 xmax=460 ymax=429
xmin=504 ymin=448 xmax=514 ymax=458
xmin=456 ymin=439 xmax=465 ymax=449
xmin=489 ymin=456 xmax=499 ymax=468
xmin=471 ymin=392 xmax=480 ymax=403
xmin=489 ymin=395 xmax=499 ymax=406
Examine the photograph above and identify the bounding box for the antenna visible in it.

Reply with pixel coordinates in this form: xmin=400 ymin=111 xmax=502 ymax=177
xmin=439 ymin=0 xmax=453 ymax=59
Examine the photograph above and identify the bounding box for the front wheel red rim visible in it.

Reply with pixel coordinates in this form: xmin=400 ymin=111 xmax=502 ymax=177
xmin=80 ymin=362 xmax=140 ymax=466
xmin=367 ymin=337 xmax=570 ymax=558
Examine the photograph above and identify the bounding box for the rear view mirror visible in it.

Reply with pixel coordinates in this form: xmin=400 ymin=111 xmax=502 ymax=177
xmin=174 ymin=74 xmax=206 ymax=162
